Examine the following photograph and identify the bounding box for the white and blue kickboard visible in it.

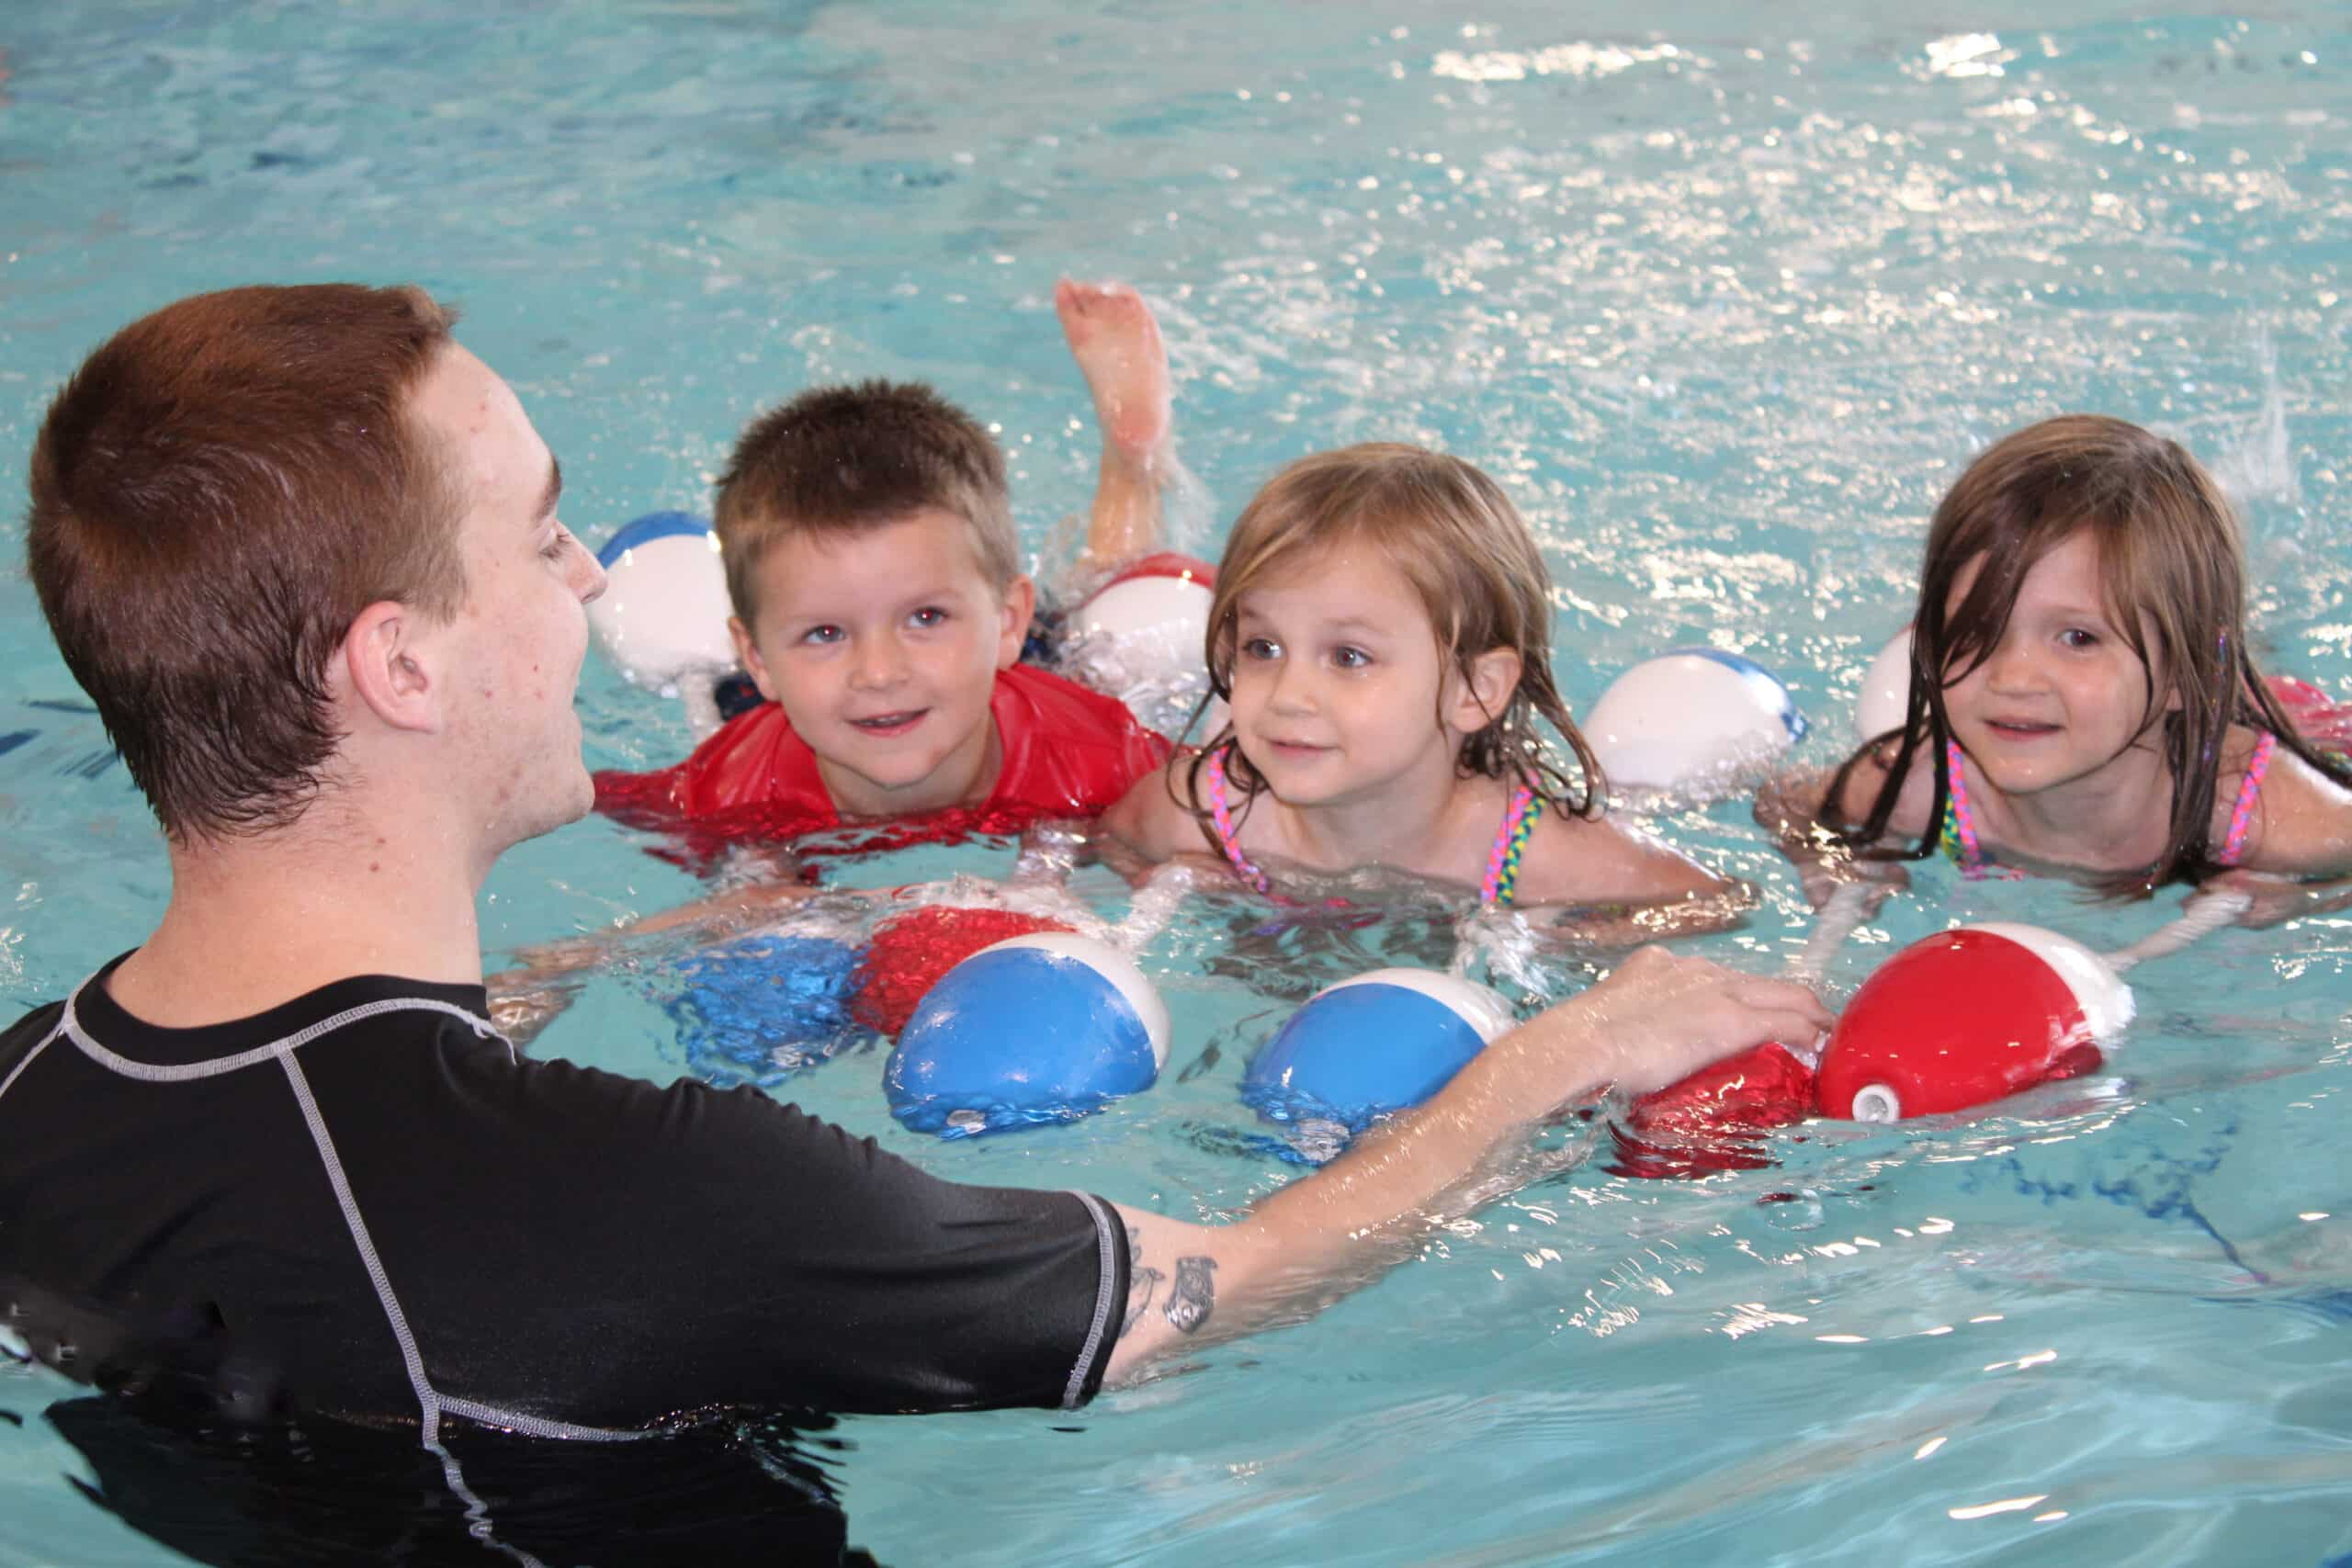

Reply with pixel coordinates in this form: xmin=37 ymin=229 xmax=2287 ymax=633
xmin=1584 ymin=647 xmax=1807 ymax=794
xmin=1242 ymin=969 xmax=1515 ymax=1134
xmin=886 ymin=934 xmax=1171 ymax=1138
xmin=586 ymin=511 xmax=736 ymax=694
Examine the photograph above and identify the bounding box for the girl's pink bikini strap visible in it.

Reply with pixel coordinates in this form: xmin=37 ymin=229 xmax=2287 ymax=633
xmin=2219 ymin=731 xmax=2275 ymax=867
xmin=1939 ymin=739 xmax=2023 ymax=881
xmin=1479 ymin=785 xmax=1542 ymax=908
xmin=1206 ymin=747 xmax=1539 ymax=908
xmin=1204 ymin=748 xmax=1275 ymax=895
xmin=1944 ymin=731 xmax=2275 ymax=874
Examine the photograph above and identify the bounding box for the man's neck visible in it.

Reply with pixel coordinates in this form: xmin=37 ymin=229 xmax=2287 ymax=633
xmin=107 ymin=807 xmax=486 ymax=1029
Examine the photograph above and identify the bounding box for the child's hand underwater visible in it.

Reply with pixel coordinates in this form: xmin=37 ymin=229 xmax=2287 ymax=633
xmin=2200 ymin=866 xmax=2352 ymax=929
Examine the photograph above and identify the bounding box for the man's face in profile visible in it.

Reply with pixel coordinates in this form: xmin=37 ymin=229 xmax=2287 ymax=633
xmin=404 ymin=343 xmax=606 ymax=856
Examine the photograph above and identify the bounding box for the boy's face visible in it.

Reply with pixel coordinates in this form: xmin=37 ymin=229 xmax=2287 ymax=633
xmin=729 ymin=507 xmax=1034 ymax=818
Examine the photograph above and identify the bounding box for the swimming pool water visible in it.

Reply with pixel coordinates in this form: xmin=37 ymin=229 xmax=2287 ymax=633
xmin=4 ymin=2 xmax=2352 ymax=1562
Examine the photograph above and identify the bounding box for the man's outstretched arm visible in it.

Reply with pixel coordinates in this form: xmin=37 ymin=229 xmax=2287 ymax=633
xmin=1102 ymin=947 xmax=1830 ymax=1383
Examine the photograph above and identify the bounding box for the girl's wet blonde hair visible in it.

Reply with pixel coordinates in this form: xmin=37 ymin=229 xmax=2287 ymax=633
xmin=1829 ymin=412 xmax=2350 ymax=897
xmin=1183 ymin=442 xmax=1605 ymax=846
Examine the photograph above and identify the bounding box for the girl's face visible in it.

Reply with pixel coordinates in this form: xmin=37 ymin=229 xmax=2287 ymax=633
xmin=1940 ymin=528 xmax=2174 ymax=801
xmin=1226 ymin=544 xmax=1470 ymax=811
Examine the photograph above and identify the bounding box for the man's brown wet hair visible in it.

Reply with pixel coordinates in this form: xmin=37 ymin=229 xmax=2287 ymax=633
xmin=713 ymin=379 xmax=1016 ymax=626
xmin=27 ymin=283 xmax=465 ymax=841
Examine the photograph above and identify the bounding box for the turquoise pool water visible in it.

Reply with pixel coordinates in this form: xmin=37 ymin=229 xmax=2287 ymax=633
xmin=4 ymin=2 xmax=2352 ymax=1562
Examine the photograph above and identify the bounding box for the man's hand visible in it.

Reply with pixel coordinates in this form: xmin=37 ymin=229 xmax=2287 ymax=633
xmin=1102 ymin=946 xmax=1831 ymax=1386
xmin=1553 ymin=946 xmax=1833 ymax=1099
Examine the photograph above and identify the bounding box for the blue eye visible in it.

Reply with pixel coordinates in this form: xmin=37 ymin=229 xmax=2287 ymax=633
xmin=1331 ymin=645 xmax=1372 ymax=670
xmin=801 ymin=625 xmax=844 ymax=646
xmin=2060 ymin=627 xmax=2100 ymax=650
xmin=909 ymin=605 xmax=949 ymax=629
xmin=1241 ymin=637 xmax=1282 ymax=661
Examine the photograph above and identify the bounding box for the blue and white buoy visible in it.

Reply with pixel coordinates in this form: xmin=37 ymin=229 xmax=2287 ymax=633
xmin=1242 ymin=968 xmax=1515 ymax=1145
xmin=588 ymin=512 xmax=738 ymax=735
xmin=1854 ymin=626 xmax=1914 ymax=740
xmin=886 ymin=933 xmax=1171 ymax=1137
xmin=1584 ymin=648 xmax=1806 ymax=796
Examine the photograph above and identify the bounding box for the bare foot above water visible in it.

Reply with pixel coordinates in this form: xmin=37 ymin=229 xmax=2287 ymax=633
xmin=1057 ymin=276 xmax=1172 ymax=466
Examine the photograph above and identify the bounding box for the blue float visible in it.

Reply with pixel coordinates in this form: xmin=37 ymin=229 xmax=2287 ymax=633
xmin=886 ymin=933 xmax=1170 ymax=1137
xmin=1584 ymin=648 xmax=1807 ymax=795
xmin=1242 ymin=968 xmax=1516 ymax=1137
xmin=666 ymin=934 xmax=865 ymax=1089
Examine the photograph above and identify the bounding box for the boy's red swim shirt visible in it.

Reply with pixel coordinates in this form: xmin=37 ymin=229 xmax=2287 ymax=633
xmin=593 ymin=663 xmax=1170 ymax=860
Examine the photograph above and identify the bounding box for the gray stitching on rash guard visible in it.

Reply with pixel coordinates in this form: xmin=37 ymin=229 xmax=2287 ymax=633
xmin=60 ymin=992 xmax=503 ymax=1082
xmin=32 ymin=973 xmax=1090 ymax=1443
xmin=1062 ymin=1190 xmax=1120 ymax=1410
xmin=0 ymin=1021 xmax=61 ymax=1109
xmin=271 ymin=1062 xmax=648 ymax=1446
xmin=55 ymin=982 xmax=518 ymax=1441
xmin=278 ymin=1053 xmax=448 ymax=1444
xmin=439 ymin=1396 xmax=651 ymax=1443
xmin=29 ymin=977 xmax=684 ymax=1445
xmin=12 ymin=974 xmax=654 ymax=1562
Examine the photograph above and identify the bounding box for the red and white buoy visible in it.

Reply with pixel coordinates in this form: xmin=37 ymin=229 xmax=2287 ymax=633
xmin=1063 ymin=551 xmax=1218 ymax=735
xmin=1814 ymin=922 xmax=2135 ymax=1122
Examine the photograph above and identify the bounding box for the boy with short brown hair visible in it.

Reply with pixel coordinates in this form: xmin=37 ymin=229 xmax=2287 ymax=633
xmin=594 ymin=279 xmax=1182 ymax=844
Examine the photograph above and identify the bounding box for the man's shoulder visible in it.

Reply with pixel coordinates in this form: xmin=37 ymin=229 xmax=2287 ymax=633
xmin=1 ymin=996 xmax=68 ymax=1062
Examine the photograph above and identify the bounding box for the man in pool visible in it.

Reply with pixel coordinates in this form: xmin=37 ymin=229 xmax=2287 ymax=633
xmin=0 ymin=285 xmax=1826 ymax=1450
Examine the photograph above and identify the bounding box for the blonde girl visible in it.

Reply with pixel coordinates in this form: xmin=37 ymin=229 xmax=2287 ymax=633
xmin=1104 ymin=443 xmax=1741 ymax=927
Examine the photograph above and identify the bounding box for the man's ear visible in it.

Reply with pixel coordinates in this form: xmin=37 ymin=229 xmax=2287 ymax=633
xmin=342 ymin=601 xmax=442 ymax=735
xmin=729 ymin=615 xmax=780 ymax=703
xmin=1449 ymin=645 xmax=1523 ymax=735
xmin=996 ymin=574 xmax=1038 ymax=671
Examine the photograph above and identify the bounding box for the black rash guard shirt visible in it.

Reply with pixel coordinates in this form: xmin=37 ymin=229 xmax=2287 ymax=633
xmin=0 ymin=956 xmax=1129 ymax=1438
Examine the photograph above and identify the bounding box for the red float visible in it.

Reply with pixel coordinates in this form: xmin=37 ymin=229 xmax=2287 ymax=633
xmin=1105 ymin=551 xmax=1216 ymax=590
xmin=851 ymin=906 xmax=1078 ymax=1037
xmin=2270 ymin=673 xmax=2352 ymax=753
xmin=1611 ymin=1042 xmax=1817 ymax=1180
xmin=1815 ymin=923 xmax=2132 ymax=1122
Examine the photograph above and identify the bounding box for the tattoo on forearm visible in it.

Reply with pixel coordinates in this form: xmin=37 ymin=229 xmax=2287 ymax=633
xmin=1164 ymin=1256 xmax=1216 ymax=1335
xmin=1122 ymin=1225 xmax=1165 ymax=1335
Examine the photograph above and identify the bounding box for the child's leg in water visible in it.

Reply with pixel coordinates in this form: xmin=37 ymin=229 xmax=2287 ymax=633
xmin=1057 ymin=277 xmax=1174 ymax=568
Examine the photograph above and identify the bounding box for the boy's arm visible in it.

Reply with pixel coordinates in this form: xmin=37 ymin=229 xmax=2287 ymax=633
xmin=1101 ymin=946 xmax=1832 ymax=1384
xmin=487 ymin=868 xmax=826 ymax=1044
